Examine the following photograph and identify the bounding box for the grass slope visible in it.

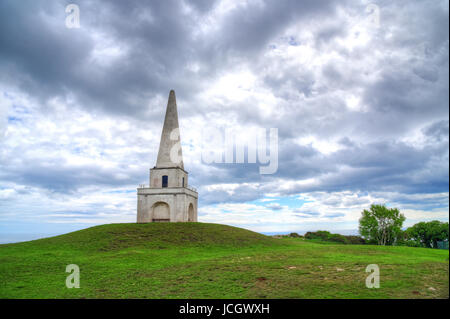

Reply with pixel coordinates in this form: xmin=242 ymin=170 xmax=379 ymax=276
xmin=0 ymin=223 xmax=448 ymax=299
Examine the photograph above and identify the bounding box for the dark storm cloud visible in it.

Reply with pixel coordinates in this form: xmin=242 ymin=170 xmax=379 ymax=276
xmin=200 ymin=183 xmax=263 ymax=205
xmin=212 ymin=0 xmax=342 ymax=53
xmin=424 ymin=120 xmax=449 ymax=142
xmin=0 ymin=0 xmax=346 ymax=120
xmin=0 ymin=0 xmax=204 ymax=120
xmin=192 ymin=130 xmax=448 ymax=206
xmin=0 ymin=162 xmax=142 ymax=193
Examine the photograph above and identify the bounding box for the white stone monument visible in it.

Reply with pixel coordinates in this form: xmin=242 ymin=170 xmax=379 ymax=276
xmin=137 ymin=90 xmax=198 ymax=223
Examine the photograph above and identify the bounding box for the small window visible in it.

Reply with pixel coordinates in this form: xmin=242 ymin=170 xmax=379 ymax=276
xmin=182 ymin=177 xmax=185 ymax=187
xmin=162 ymin=175 xmax=168 ymax=188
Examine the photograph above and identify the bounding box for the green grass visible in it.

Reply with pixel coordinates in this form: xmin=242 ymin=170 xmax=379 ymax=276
xmin=0 ymin=223 xmax=448 ymax=299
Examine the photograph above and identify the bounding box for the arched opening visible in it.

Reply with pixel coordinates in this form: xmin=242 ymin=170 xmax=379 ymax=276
xmin=188 ymin=203 xmax=195 ymax=222
xmin=152 ymin=202 xmax=170 ymax=222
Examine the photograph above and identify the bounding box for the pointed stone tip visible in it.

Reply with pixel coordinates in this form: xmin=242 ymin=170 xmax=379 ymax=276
xmin=168 ymin=90 xmax=176 ymax=102
xmin=156 ymin=88 xmax=183 ymax=169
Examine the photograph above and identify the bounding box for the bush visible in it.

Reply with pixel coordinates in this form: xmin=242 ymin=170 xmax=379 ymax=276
xmin=288 ymin=232 xmax=302 ymax=238
xmin=304 ymin=231 xmax=331 ymax=240
xmin=346 ymin=236 xmax=367 ymax=245
xmin=304 ymin=231 xmax=366 ymax=245
xmin=329 ymin=234 xmax=350 ymax=244
xmin=405 ymin=221 xmax=449 ymax=248
xmin=405 ymin=240 xmax=423 ymax=247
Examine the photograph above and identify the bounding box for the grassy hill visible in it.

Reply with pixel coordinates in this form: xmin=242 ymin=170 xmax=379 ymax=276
xmin=0 ymin=223 xmax=448 ymax=299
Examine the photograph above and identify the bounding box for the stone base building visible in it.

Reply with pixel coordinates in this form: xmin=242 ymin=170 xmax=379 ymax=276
xmin=137 ymin=90 xmax=198 ymax=223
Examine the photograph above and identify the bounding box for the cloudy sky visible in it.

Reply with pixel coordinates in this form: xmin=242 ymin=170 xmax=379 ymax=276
xmin=0 ymin=0 xmax=448 ymax=243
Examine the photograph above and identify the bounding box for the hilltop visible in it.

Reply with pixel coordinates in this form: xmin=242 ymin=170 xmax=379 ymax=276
xmin=0 ymin=223 xmax=448 ymax=298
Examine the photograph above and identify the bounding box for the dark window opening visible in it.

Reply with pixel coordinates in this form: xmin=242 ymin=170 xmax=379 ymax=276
xmin=162 ymin=175 xmax=168 ymax=188
xmin=182 ymin=177 xmax=185 ymax=187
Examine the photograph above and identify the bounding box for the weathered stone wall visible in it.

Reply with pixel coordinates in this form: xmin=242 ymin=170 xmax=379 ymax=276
xmin=149 ymin=167 xmax=188 ymax=188
xmin=137 ymin=188 xmax=198 ymax=223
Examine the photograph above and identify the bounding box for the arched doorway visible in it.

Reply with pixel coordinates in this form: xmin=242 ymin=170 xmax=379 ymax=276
xmin=188 ymin=203 xmax=195 ymax=222
xmin=152 ymin=202 xmax=170 ymax=222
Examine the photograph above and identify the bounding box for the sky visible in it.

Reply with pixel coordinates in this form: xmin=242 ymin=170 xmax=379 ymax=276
xmin=0 ymin=0 xmax=448 ymax=243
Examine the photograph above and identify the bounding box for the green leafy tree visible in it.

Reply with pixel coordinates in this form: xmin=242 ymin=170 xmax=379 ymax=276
xmin=405 ymin=221 xmax=449 ymax=248
xmin=359 ymin=204 xmax=405 ymax=245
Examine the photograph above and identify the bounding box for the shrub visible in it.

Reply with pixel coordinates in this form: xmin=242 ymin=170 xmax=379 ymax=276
xmin=405 ymin=221 xmax=449 ymax=248
xmin=305 ymin=231 xmax=331 ymax=240
xmin=346 ymin=236 xmax=367 ymax=245
xmin=405 ymin=240 xmax=423 ymax=247
xmin=329 ymin=234 xmax=350 ymax=244
xmin=304 ymin=231 xmax=366 ymax=245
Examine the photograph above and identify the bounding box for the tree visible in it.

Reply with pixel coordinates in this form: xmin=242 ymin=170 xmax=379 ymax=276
xmin=405 ymin=221 xmax=449 ymax=248
xmin=359 ymin=204 xmax=405 ymax=245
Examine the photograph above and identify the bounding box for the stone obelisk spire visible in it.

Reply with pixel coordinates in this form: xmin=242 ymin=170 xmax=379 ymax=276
xmin=155 ymin=90 xmax=184 ymax=169
xmin=137 ymin=89 xmax=197 ymax=223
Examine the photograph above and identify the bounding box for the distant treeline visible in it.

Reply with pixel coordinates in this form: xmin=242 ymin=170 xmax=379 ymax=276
xmin=283 ymin=231 xmax=367 ymax=245
xmin=276 ymin=205 xmax=449 ymax=248
xmin=282 ymin=219 xmax=449 ymax=248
